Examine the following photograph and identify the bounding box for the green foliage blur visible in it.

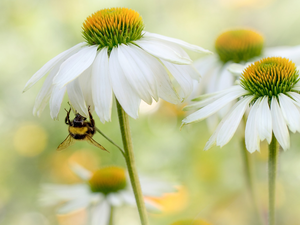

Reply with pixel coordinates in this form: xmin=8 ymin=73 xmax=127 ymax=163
xmin=1 ymin=0 xmax=300 ymax=224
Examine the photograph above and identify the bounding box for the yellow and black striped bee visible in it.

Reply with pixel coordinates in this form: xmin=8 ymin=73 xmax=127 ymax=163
xmin=57 ymin=107 xmax=107 ymax=151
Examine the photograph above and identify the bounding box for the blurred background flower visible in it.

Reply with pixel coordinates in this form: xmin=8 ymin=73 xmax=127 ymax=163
xmin=2 ymin=0 xmax=300 ymax=224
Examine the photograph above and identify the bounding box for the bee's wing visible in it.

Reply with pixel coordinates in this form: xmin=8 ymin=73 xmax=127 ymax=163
xmin=56 ymin=135 xmax=75 ymax=151
xmin=85 ymin=136 xmax=108 ymax=152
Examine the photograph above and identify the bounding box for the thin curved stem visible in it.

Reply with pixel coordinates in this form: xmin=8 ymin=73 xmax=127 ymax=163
xmin=95 ymin=127 xmax=125 ymax=157
xmin=116 ymin=99 xmax=149 ymax=225
xmin=268 ymin=134 xmax=279 ymax=225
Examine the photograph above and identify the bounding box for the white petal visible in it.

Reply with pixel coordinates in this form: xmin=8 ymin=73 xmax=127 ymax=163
xmin=119 ymin=190 xmax=136 ymax=206
xmin=193 ymin=55 xmax=218 ymax=75
xmin=33 ymin=64 xmax=59 ymax=117
xmin=140 ymin=176 xmax=176 ymax=196
xmin=227 ymin=63 xmax=245 ymax=77
xmin=182 ymin=87 xmax=248 ymax=125
xmin=288 ymin=92 xmax=300 ymax=105
xmin=257 ymin=96 xmax=272 ymax=143
xmin=117 ymin=44 xmax=154 ymax=104
xmin=216 ymin=96 xmax=253 ymax=147
xmin=40 ymin=184 xmax=90 ymax=206
xmin=123 ymin=44 xmax=179 ymax=103
xmin=23 ymin=43 xmax=86 ymax=92
xmin=143 ymin=31 xmax=212 ymax=54
xmin=57 ymin=197 xmax=90 ymax=214
xmin=91 ymin=201 xmax=110 ymax=225
xmin=50 ymin=85 xmax=66 ymax=120
xmin=271 ymin=97 xmax=290 ymax=151
xmin=92 ymin=48 xmax=113 ymax=123
xmin=245 ymin=99 xmax=261 ymax=153
xmin=278 ymin=93 xmax=300 ymax=133
xmin=69 ymin=162 xmax=92 ymax=181
xmin=162 ymin=60 xmax=194 ymax=99
xmin=217 ymin=62 xmax=235 ymax=91
xmin=109 ymin=48 xmax=141 ymax=118
xmin=67 ymin=78 xmax=88 ymax=117
xmin=134 ymin=38 xmax=192 ymax=65
xmin=79 ymin=66 xmax=94 ymax=112
xmin=54 ymin=45 xmax=98 ymax=87
xmin=107 ymin=193 xmax=123 ymax=207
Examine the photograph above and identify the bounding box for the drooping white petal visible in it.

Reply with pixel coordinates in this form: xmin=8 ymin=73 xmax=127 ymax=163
xmin=122 ymin=44 xmax=159 ymax=100
xmin=91 ymin=201 xmax=110 ymax=225
xmin=107 ymin=193 xmax=123 ymax=207
xmin=227 ymin=63 xmax=246 ymax=77
xmin=33 ymin=64 xmax=60 ymax=117
xmin=92 ymin=48 xmax=113 ymax=123
xmin=278 ymin=93 xmax=300 ymax=133
xmin=134 ymin=38 xmax=192 ymax=65
xmin=245 ymin=99 xmax=261 ymax=153
xmin=162 ymin=60 xmax=194 ymax=99
xmin=109 ymin=48 xmax=141 ymax=119
xmin=193 ymin=55 xmax=218 ymax=76
xmin=57 ymin=197 xmax=90 ymax=214
xmin=79 ymin=66 xmax=94 ymax=112
xmin=216 ymin=96 xmax=253 ymax=147
xmin=257 ymin=96 xmax=272 ymax=143
xmin=50 ymin=85 xmax=66 ymax=120
xmin=124 ymin=44 xmax=180 ymax=103
xmin=143 ymin=31 xmax=212 ymax=54
xmin=182 ymin=87 xmax=248 ymax=125
xmin=67 ymin=78 xmax=88 ymax=117
xmin=69 ymin=162 xmax=92 ymax=181
xmin=119 ymin=190 xmax=136 ymax=206
xmin=217 ymin=62 xmax=235 ymax=91
xmin=117 ymin=44 xmax=154 ymax=104
xmin=184 ymin=86 xmax=244 ymax=111
xmin=288 ymin=92 xmax=300 ymax=105
xmin=23 ymin=42 xmax=86 ymax=92
xmin=139 ymin=176 xmax=176 ymax=197
xmin=54 ymin=45 xmax=98 ymax=87
xmin=271 ymin=97 xmax=290 ymax=151
xmin=40 ymin=184 xmax=90 ymax=206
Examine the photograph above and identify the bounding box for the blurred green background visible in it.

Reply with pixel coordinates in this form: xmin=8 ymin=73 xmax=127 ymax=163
xmin=1 ymin=0 xmax=300 ymax=224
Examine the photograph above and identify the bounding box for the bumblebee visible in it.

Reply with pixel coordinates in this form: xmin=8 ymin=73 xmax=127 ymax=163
xmin=57 ymin=107 xmax=107 ymax=151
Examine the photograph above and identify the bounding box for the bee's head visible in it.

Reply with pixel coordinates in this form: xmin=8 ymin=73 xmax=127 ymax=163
xmin=73 ymin=113 xmax=87 ymax=127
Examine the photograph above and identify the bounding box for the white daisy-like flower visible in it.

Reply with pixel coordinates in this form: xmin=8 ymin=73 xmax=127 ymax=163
xmin=40 ymin=163 xmax=176 ymax=225
xmin=182 ymin=57 xmax=300 ymax=153
xmin=23 ymin=7 xmax=211 ymax=122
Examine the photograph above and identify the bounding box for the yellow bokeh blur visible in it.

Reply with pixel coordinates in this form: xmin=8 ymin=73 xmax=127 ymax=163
xmin=13 ymin=122 xmax=48 ymax=157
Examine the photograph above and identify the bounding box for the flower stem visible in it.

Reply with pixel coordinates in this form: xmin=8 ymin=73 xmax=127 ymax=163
xmin=116 ymin=99 xmax=149 ymax=225
xmin=268 ymin=134 xmax=279 ymax=225
xmin=109 ymin=206 xmax=114 ymax=225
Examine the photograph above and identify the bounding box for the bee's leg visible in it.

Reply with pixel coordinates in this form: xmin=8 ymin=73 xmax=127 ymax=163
xmin=65 ymin=108 xmax=72 ymax=125
xmin=88 ymin=106 xmax=95 ymax=127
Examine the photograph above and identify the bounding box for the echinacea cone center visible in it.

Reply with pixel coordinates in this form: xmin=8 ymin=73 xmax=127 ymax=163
xmin=82 ymin=7 xmax=144 ymax=50
xmin=88 ymin=167 xmax=127 ymax=194
xmin=215 ymin=29 xmax=264 ymax=63
xmin=240 ymin=57 xmax=299 ymax=99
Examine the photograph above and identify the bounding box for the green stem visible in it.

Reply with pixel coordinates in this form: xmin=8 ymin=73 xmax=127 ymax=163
xmin=109 ymin=206 xmax=114 ymax=225
xmin=268 ymin=134 xmax=279 ymax=225
xmin=116 ymin=99 xmax=149 ymax=225
xmin=95 ymin=127 xmax=125 ymax=157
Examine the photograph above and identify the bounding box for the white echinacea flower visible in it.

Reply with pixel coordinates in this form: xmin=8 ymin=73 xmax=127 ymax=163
xmin=182 ymin=57 xmax=300 ymax=153
xmin=23 ymin=7 xmax=211 ymax=122
xmin=40 ymin=163 xmax=176 ymax=225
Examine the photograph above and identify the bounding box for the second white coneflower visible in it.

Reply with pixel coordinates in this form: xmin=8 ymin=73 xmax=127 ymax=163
xmin=183 ymin=56 xmax=300 ymax=225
